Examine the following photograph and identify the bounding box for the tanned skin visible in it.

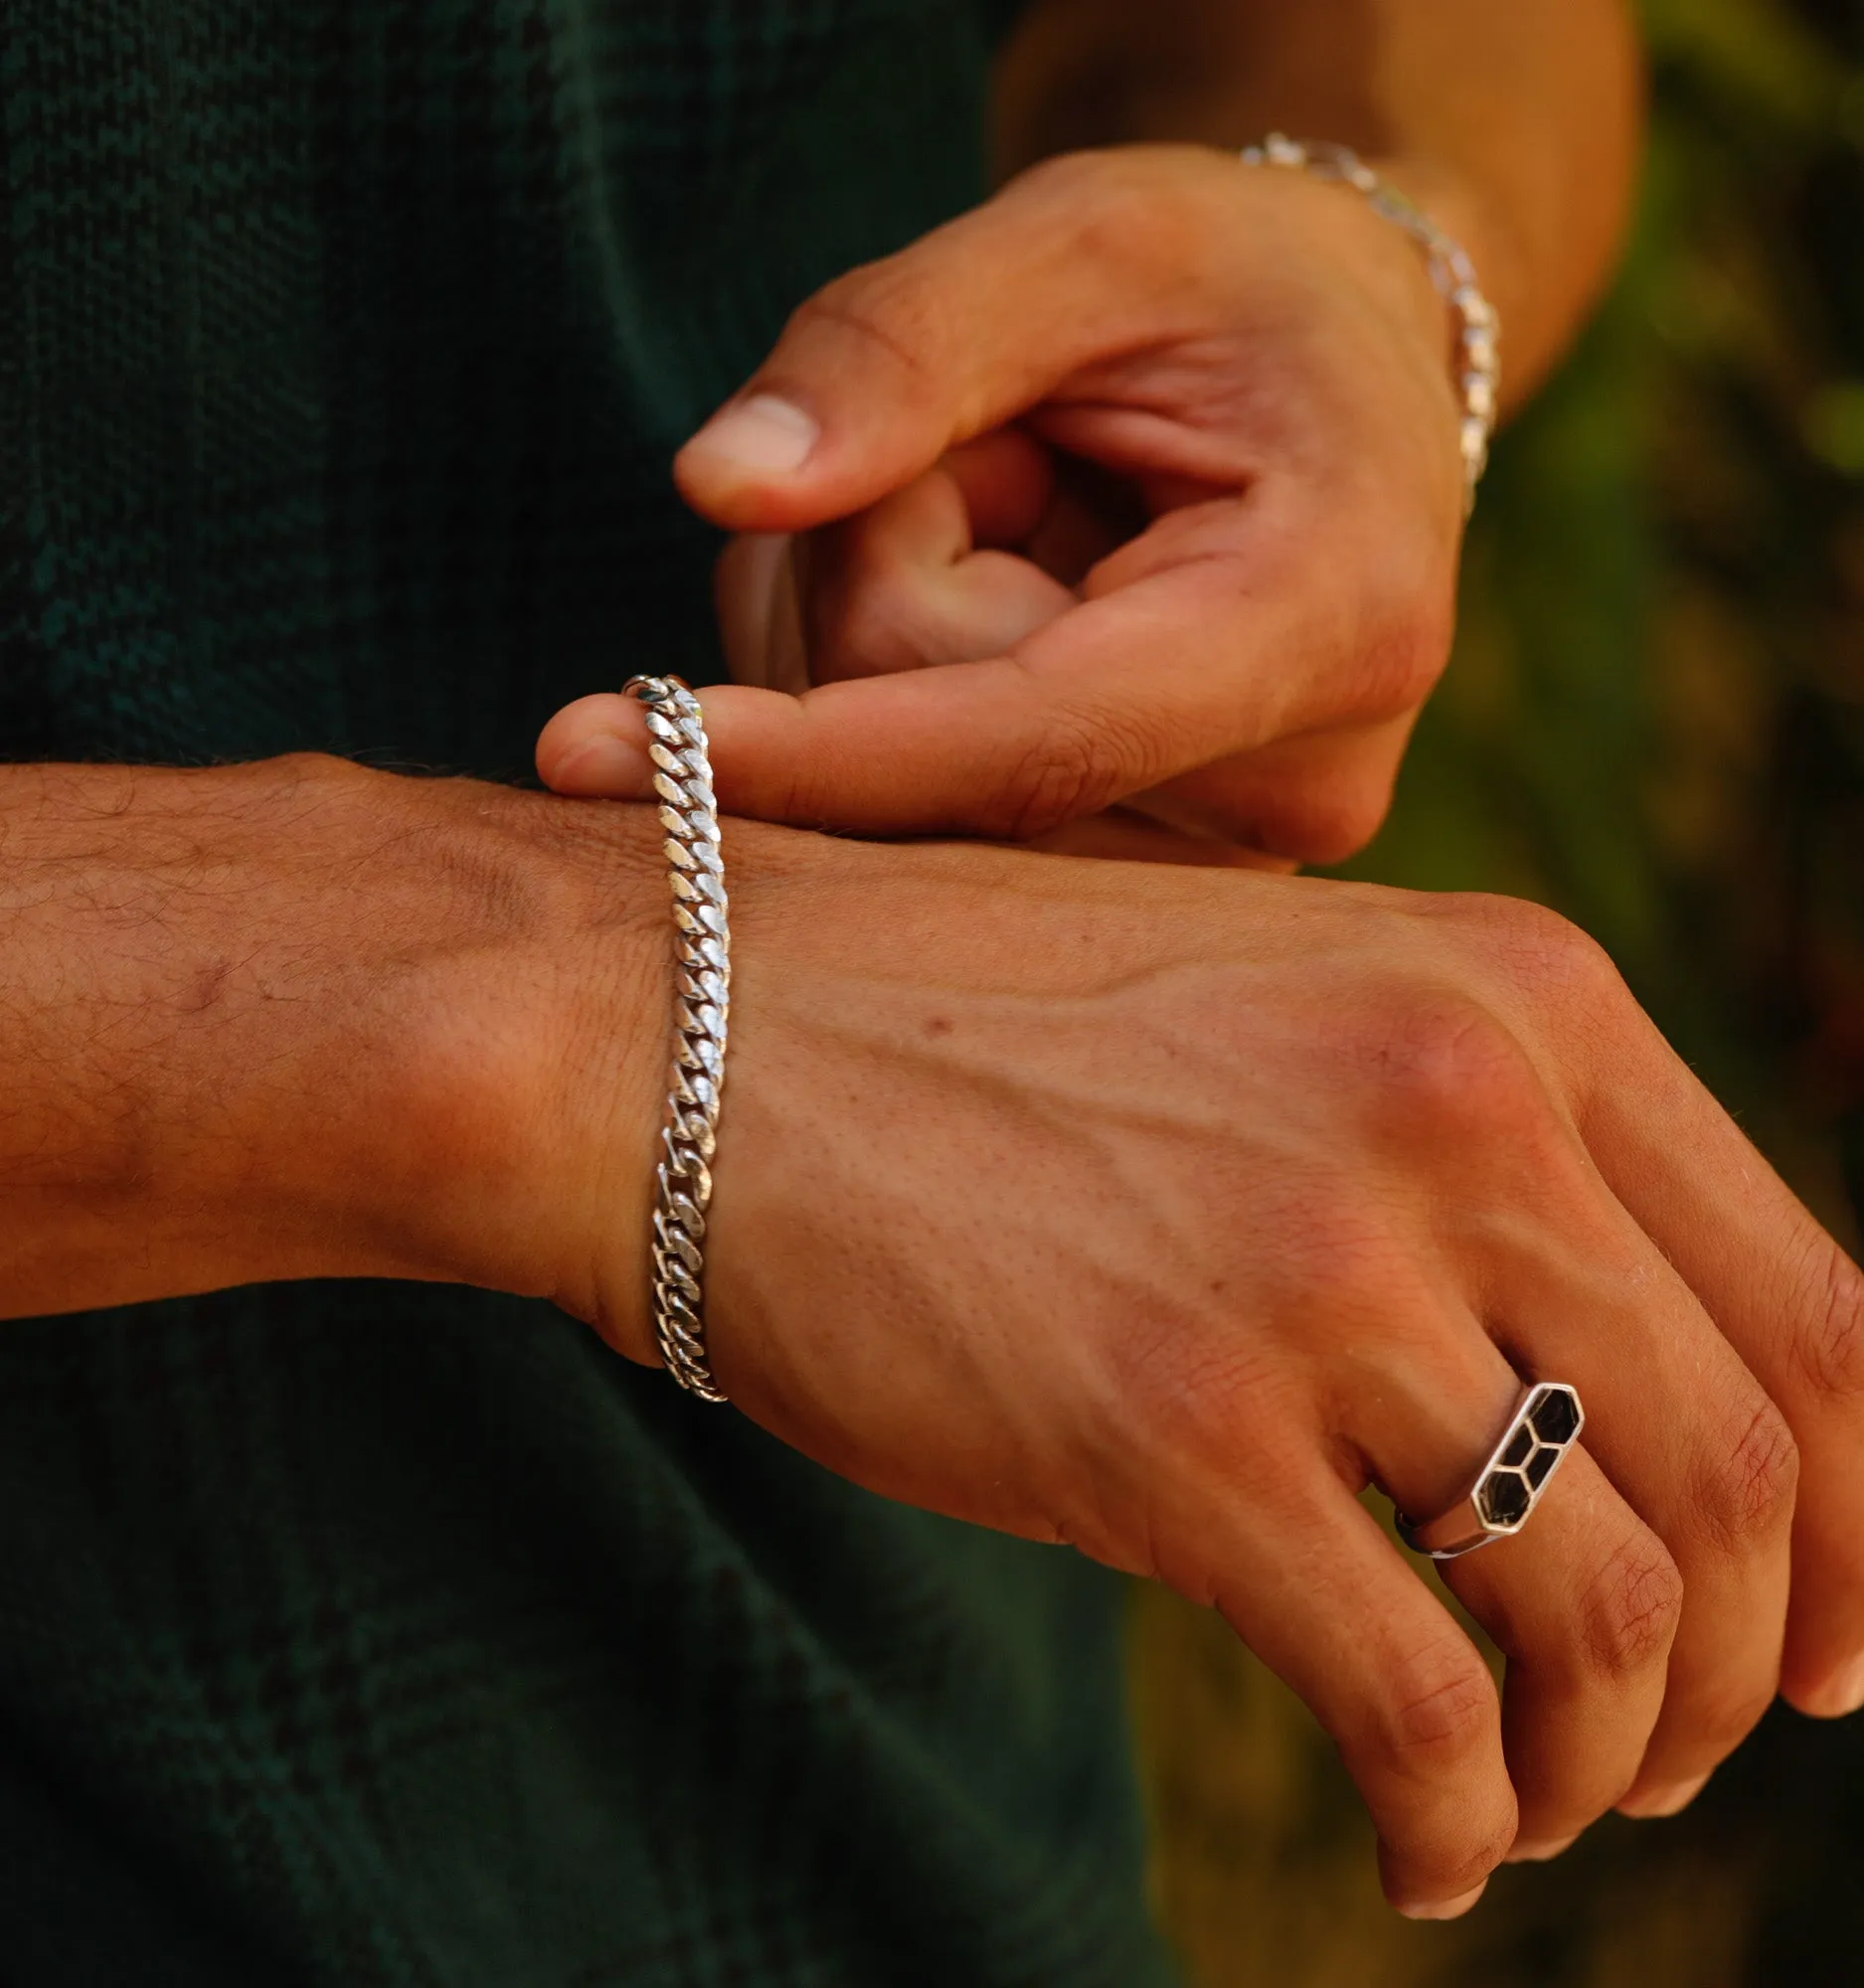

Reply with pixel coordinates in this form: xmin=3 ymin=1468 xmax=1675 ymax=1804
xmin=19 ymin=0 xmax=1864 ymax=1928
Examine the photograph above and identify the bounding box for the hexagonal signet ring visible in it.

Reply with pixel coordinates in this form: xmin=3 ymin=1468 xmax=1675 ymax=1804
xmin=1397 ymin=1384 xmax=1585 ymax=1561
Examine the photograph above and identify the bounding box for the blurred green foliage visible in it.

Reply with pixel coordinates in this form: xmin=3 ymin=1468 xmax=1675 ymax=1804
xmin=1140 ymin=3 xmax=1864 ymax=1981
xmin=1347 ymin=0 xmax=1864 ymax=1238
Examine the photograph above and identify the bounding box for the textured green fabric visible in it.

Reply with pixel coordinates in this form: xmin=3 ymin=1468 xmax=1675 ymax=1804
xmin=0 ymin=5 xmax=1176 ymax=1983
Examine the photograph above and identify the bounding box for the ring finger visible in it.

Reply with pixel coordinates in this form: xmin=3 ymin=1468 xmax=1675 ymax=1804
xmin=1352 ymin=1324 xmax=1681 ymax=1854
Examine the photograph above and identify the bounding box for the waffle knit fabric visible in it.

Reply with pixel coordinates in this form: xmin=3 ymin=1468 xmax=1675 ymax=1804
xmin=0 ymin=3 xmax=1179 ymax=1982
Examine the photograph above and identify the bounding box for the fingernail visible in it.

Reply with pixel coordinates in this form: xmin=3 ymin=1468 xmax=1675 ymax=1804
xmin=1504 ymin=1834 xmax=1578 ymax=1865
xmin=686 ymin=393 xmax=819 ymax=477
xmin=1798 ymin=1654 xmax=1864 ymax=1720
xmin=549 ymin=733 xmax=654 ymax=799
xmin=1398 ymin=1884 xmax=1486 ymax=1921
xmin=1618 ymin=1772 xmax=1710 ymax=1819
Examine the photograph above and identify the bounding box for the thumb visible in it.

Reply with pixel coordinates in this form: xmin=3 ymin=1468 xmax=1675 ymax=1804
xmin=674 ymin=149 xmax=1200 ymax=536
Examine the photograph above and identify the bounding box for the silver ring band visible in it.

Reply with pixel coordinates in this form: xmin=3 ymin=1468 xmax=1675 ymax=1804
xmin=1397 ymin=1383 xmax=1585 ymax=1561
xmin=625 ymin=674 xmax=731 ymax=1405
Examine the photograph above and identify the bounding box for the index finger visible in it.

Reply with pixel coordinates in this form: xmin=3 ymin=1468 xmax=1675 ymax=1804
xmin=673 ymin=148 xmax=1281 ymax=534
xmin=673 ymin=145 xmax=1456 ymax=541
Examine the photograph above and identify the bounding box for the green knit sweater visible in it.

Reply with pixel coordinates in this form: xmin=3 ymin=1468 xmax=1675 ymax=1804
xmin=0 ymin=3 xmax=1177 ymax=1982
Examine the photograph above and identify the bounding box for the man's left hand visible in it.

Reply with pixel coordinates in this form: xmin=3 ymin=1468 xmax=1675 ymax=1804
xmin=537 ymin=143 xmax=1469 ymax=865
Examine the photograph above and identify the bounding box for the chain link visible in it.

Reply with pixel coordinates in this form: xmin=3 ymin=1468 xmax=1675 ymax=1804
xmin=1241 ymin=133 xmax=1501 ymax=513
xmin=625 ymin=674 xmax=731 ymax=1404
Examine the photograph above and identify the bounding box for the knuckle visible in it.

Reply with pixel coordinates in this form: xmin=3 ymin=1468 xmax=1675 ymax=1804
xmin=1681 ymin=1677 xmax=1779 ymax=1758
xmin=1435 ymin=1812 xmax=1519 ymax=1895
xmin=986 ymin=704 xmax=1149 ymax=839
xmin=1448 ymin=894 xmax=1628 ymax=1026
xmin=1793 ymin=1239 xmax=1864 ymax=1402
xmin=1372 ymin=1636 xmax=1500 ymax=1773
xmin=788 ymin=267 xmax=944 ymax=403
xmin=1022 ymin=149 xmax=1199 ymax=276
xmin=1069 ymin=179 xmax=1186 ymax=278
xmin=1359 ymin=575 xmax=1455 ymax=720
xmin=1366 ymin=992 xmax=1546 ymax=1141
xmin=1383 ymin=1805 xmax=1517 ymax=1906
xmin=1581 ymin=1529 xmax=1683 ymax=1682
xmin=1695 ymin=1396 xmax=1800 ymax=1556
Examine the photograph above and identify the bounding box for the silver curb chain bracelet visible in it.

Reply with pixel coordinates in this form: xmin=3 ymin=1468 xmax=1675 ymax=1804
xmin=625 ymin=674 xmax=732 ymax=1404
xmin=1241 ymin=133 xmax=1501 ymax=513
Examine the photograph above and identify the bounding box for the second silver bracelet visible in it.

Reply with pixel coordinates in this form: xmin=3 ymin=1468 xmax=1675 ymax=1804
xmin=1242 ymin=132 xmax=1500 ymax=512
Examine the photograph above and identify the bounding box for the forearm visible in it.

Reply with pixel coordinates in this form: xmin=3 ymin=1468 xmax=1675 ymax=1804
xmin=0 ymin=755 xmax=665 ymax=1331
xmin=993 ymin=0 xmax=1643 ymax=405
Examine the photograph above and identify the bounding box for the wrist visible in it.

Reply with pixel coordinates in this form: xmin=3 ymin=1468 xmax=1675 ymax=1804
xmin=1367 ymin=152 xmax=1524 ymax=409
xmin=362 ymin=771 xmax=674 ymax=1361
xmin=1219 ymin=151 xmax=1468 ymax=495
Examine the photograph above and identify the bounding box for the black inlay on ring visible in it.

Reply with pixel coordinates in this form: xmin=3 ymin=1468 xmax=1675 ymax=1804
xmin=1479 ymin=1470 xmax=1531 ymax=1527
xmin=1531 ymin=1388 xmax=1580 ymax=1445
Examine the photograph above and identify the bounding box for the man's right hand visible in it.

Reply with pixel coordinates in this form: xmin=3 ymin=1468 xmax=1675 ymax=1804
xmin=679 ymin=824 xmax=1864 ymax=1917
xmin=10 ymin=754 xmax=1860 ymax=1918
